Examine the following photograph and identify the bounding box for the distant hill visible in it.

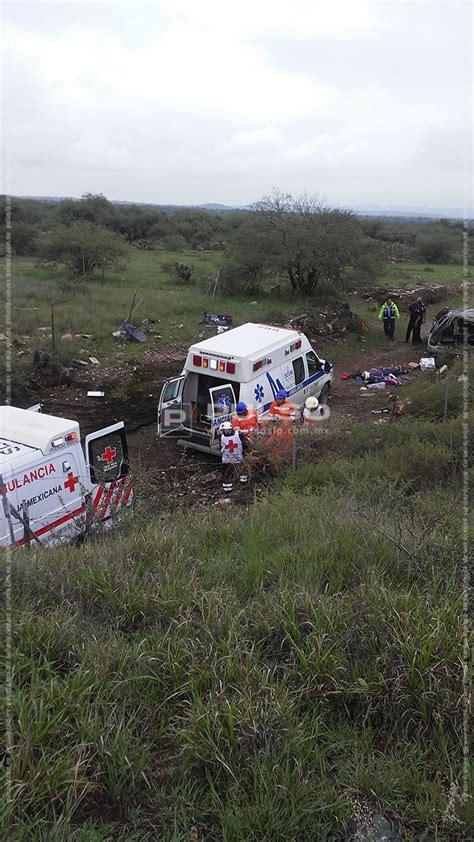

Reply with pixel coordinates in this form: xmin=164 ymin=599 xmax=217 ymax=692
xmin=352 ymin=203 xmax=468 ymax=220
xmin=15 ymin=195 xmax=469 ymax=220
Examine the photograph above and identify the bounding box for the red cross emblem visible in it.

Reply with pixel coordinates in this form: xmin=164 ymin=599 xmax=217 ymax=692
xmin=225 ymin=439 xmax=239 ymax=453
xmin=100 ymin=446 xmax=117 ymax=465
xmin=64 ymin=471 xmax=79 ymax=493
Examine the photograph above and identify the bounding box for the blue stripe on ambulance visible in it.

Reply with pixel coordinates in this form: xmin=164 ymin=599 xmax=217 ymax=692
xmin=260 ymin=370 xmax=327 ymax=412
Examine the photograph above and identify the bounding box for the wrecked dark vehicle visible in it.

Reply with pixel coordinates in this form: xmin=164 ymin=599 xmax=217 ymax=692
xmin=427 ymin=308 xmax=474 ymax=354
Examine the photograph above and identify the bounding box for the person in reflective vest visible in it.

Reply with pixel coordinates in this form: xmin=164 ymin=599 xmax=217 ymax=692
xmin=264 ymin=389 xmax=295 ymax=470
xmin=219 ymin=421 xmax=246 ymax=492
xmin=378 ymin=297 xmax=400 ymax=340
xmin=268 ymin=389 xmax=296 ymax=424
xmin=231 ymin=401 xmax=264 ymax=437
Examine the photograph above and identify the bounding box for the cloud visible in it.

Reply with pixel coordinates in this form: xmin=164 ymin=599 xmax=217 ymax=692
xmin=2 ymin=0 xmax=471 ymax=209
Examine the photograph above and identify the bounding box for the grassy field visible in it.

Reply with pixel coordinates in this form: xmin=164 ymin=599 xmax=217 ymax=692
xmin=379 ymin=260 xmax=468 ymax=288
xmin=2 ymin=382 xmax=471 ymax=839
xmin=1 ymin=246 xmax=471 ymax=838
xmin=2 ymin=248 xmax=470 ymax=382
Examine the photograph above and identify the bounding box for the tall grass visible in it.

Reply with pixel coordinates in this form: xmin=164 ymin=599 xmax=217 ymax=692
xmin=2 ymin=411 xmax=469 ymax=840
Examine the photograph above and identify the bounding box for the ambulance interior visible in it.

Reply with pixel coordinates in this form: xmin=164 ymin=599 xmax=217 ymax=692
xmin=183 ymin=373 xmax=241 ymax=430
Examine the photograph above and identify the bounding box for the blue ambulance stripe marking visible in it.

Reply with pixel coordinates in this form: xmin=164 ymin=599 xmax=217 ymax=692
xmin=258 ymin=370 xmax=328 ymax=412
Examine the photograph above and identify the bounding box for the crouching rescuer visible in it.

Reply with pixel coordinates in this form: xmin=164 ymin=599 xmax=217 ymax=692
xmin=219 ymin=421 xmax=248 ymax=493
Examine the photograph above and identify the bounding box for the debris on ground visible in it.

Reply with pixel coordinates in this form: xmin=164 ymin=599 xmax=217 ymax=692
xmin=420 ymin=357 xmax=436 ymax=370
xmin=355 ymin=283 xmax=454 ymax=305
xmin=343 ymin=366 xmax=407 ymax=385
xmin=89 ymin=357 xmax=100 ymax=365
xmin=199 ymin=312 xmax=233 ymax=328
xmin=113 ymin=321 xmax=148 ymax=342
xmin=73 ymin=359 xmax=89 ymax=367
xmin=61 ymin=333 xmax=73 ymax=341
xmin=287 ymin=304 xmax=364 ymax=339
xmin=87 ymin=390 xmax=105 ymax=398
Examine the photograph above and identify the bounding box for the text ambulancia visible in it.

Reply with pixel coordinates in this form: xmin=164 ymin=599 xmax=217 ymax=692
xmin=0 ymin=406 xmax=133 ymax=547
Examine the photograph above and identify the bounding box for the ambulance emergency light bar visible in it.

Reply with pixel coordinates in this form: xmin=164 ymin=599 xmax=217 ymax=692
xmin=192 ymin=354 xmax=236 ymax=374
xmin=51 ymin=432 xmax=78 ymax=448
xmin=284 ymin=339 xmax=302 ymax=356
xmin=252 ymin=354 xmax=274 ymax=371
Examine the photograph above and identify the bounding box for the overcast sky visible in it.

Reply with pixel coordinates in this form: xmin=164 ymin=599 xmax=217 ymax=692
xmin=1 ymin=0 xmax=472 ymax=211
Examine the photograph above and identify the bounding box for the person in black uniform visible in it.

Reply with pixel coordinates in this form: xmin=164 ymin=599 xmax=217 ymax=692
xmin=405 ymin=297 xmax=426 ymax=345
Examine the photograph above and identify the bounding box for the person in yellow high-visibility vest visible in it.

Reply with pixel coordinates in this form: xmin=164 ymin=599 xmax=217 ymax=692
xmin=378 ymin=297 xmax=400 ymax=340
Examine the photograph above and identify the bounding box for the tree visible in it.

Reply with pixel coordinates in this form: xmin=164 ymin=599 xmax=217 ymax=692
xmin=225 ymin=191 xmax=383 ymax=296
xmin=172 ymin=210 xmax=224 ymax=249
xmin=56 ymin=193 xmax=115 ymax=228
xmin=415 ymin=234 xmax=453 ymax=264
xmin=10 ymin=222 xmax=39 ymax=255
xmin=38 ymin=222 xmax=127 ymax=278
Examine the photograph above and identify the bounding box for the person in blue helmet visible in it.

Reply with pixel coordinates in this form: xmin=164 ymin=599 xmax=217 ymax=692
xmin=230 ymin=401 xmax=263 ymax=485
xmin=231 ymin=401 xmax=264 ymax=437
xmin=268 ymin=389 xmax=296 ymax=424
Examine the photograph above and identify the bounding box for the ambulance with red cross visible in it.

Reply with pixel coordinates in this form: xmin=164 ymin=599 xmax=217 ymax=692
xmin=158 ymin=322 xmax=333 ymax=454
xmin=0 ymin=406 xmax=133 ymax=548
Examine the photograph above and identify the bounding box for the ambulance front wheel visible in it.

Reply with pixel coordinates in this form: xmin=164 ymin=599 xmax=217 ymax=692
xmin=319 ymin=384 xmax=330 ymax=404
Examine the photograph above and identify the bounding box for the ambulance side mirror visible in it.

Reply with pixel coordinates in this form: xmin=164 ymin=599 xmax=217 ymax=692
xmin=324 ymin=360 xmax=331 ymax=373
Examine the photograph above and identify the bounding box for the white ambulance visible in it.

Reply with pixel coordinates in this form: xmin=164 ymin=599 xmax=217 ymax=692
xmin=158 ymin=322 xmax=333 ymax=454
xmin=0 ymin=406 xmax=133 ymax=548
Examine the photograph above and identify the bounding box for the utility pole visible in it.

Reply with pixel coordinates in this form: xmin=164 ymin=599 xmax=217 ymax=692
xmin=0 ymin=475 xmax=15 ymax=547
xmin=51 ymin=304 xmax=56 ymax=352
xmin=443 ymin=376 xmax=450 ymax=421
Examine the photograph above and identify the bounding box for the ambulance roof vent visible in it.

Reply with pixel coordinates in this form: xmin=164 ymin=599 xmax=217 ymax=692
xmin=0 ymin=406 xmax=80 ymax=455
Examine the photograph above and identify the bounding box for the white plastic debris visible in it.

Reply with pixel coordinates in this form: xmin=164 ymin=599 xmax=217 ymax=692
xmin=87 ymin=391 xmax=105 ymax=398
xmin=420 ymin=357 xmax=436 ymax=371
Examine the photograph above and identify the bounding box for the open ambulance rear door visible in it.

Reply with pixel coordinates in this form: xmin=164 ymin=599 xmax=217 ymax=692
xmin=158 ymin=376 xmax=186 ymax=437
xmin=85 ymin=422 xmax=133 ymax=523
xmin=209 ymin=383 xmax=236 ymax=450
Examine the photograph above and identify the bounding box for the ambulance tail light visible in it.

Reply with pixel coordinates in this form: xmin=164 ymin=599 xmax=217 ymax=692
xmin=193 ymin=354 xmax=202 ymax=366
xmin=296 ymin=339 xmax=302 ymax=349
xmin=51 ymin=437 xmax=65 ymax=448
xmin=253 ymin=360 xmax=262 ymax=371
xmin=66 ymin=432 xmax=78 ymax=443
xmin=226 ymin=362 xmax=235 ymax=374
xmin=202 ymin=358 xmax=208 ymax=368
xmin=218 ymin=361 xmax=225 ymax=372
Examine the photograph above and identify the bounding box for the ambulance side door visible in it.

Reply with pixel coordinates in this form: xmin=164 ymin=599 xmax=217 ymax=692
xmin=85 ymin=423 xmax=132 ymax=521
xmin=209 ymin=383 xmax=236 ymax=445
xmin=305 ymin=350 xmax=330 ymax=398
xmin=158 ymin=376 xmax=186 ymax=436
xmin=290 ymin=355 xmax=306 ymax=403
xmin=19 ymin=450 xmax=83 ymax=544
